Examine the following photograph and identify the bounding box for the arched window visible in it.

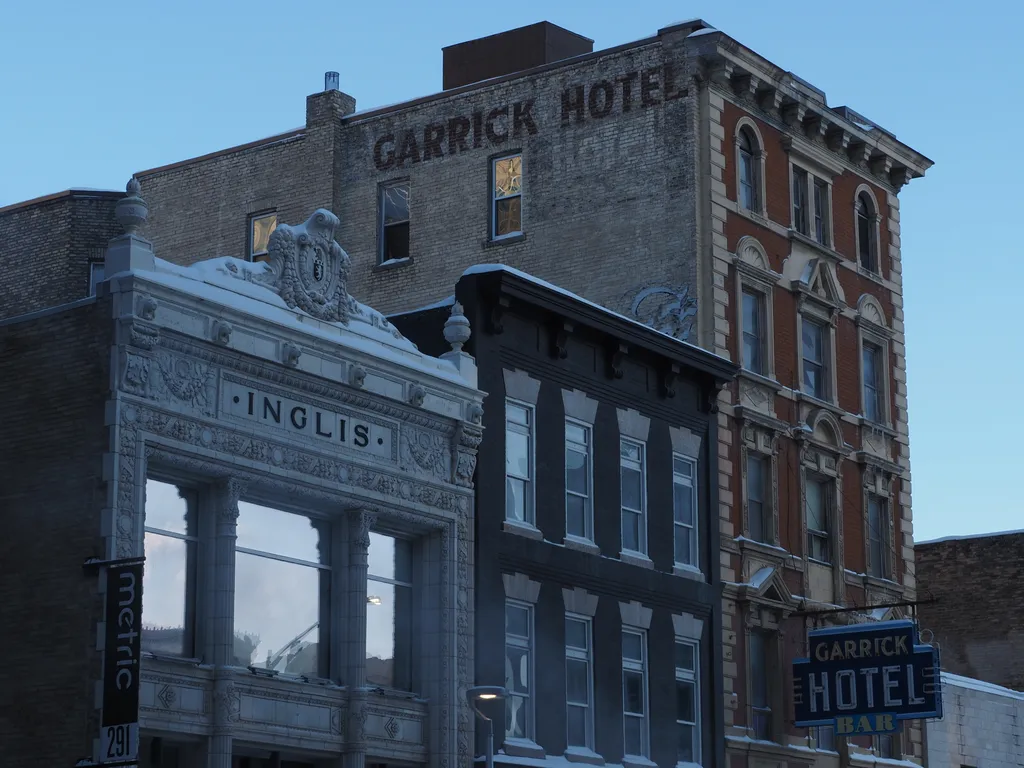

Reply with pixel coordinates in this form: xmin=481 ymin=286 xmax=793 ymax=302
xmin=738 ymin=129 xmax=758 ymax=212
xmin=856 ymin=193 xmax=877 ymax=272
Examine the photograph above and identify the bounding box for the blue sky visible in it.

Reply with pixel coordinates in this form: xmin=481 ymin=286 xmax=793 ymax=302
xmin=2 ymin=1 xmax=1019 ymax=541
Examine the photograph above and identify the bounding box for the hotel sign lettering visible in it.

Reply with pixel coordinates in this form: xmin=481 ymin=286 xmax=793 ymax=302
xmin=372 ymin=63 xmax=686 ymax=171
xmin=222 ymin=381 xmax=395 ymax=461
xmin=792 ymin=620 xmax=942 ymax=735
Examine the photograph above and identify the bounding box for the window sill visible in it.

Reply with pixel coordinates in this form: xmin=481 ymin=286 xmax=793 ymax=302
xmin=564 ymin=747 xmax=606 ymax=765
xmin=373 ymin=256 xmax=414 ymax=273
xmin=794 ymin=391 xmax=847 ymax=422
xmin=142 ymin=652 xmax=202 ymax=666
xmin=736 ymin=368 xmax=784 ymax=392
xmin=503 ymin=518 xmax=544 ymax=541
xmin=502 ymin=737 xmax=546 ymax=759
xmin=622 ymin=755 xmax=658 ymax=768
xmin=673 ymin=563 xmax=705 ymax=581
xmin=858 ymin=416 xmax=897 ymax=437
xmin=619 ymin=550 xmax=655 ymax=569
xmin=564 ymin=535 xmax=601 ymax=556
xmin=788 ymin=229 xmax=844 ymax=263
xmin=857 ymin=264 xmax=886 ymax=284
xmin=807 ymin=557 xmax=834 ymax=568
xmin=483 ymin=232 xmax=526 ymax=248
xmin=734 ymin=536 xmax=790 ymax=561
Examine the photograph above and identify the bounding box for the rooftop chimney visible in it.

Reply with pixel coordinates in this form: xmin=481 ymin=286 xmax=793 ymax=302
xmin=442 ymin=22 xmax=593 ymax=91
xmin=324 ymin=71 xmax=340 ymax=92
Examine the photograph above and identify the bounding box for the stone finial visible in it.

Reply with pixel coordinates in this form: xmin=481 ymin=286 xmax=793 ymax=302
xmin=115 ymin=176 xmax=149 ymax=235
xmin=443 ymin=301 xmax=471 ymax=354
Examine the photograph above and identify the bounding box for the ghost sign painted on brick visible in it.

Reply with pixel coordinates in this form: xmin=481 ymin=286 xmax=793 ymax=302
xmin=792 ymin=620 xmax=942 ymax=736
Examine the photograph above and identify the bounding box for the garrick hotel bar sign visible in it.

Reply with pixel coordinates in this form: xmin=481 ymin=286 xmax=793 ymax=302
xmin=793 ymin=621 xmax=942 ymax=736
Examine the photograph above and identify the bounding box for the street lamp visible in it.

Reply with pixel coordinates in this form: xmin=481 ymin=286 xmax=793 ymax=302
xmin=467 ymin=686 xmax=507 ymax=768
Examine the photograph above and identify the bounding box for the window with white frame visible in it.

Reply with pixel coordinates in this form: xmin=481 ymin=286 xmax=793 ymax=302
xmin=867 ymin=495 xmax=892 ymax=580
xmin=675 ymin=639 xmax=701 ymax=764
xmin=620 ymin=439 xmax=647 ymax=555
xmin=492 ymin=154 xmax=522 ymax=239
xmin=622 ymin=629 xmax=649 ymax=757
xmin=741 ymin=288 xmax=766 ymax=375
xmin=249 ymin=211 xmax=278 ymax=262
xmin=746 ymin=453 xmax=770 ymax=544
xmin=738 ymin=128 xmax=760 ymax=213
xmin=366 ymin=532 xmax=414 ymax=690
xmin=862 ymin=341 xmax=884 ymax=423
xmin=565 ymin=421 xmax=593 ymax=541
xmin=379 ymin=182 xmax=410 ymax=264
xmin=857 ymin=192 xmax=879 ymax=273
xmin=749 ymin=628 xmax=774 ymax=741
xmin=565 ymin=615 xmax=594 ymax=749
xmin=505 ymin=601 xmax=534 ymax=740
xmin=792 ymin=166 xmax=809 ymax=235
xmin=805 ymin=477 xmax=832 ymax=563
xmin=233 ymin=501 xmax=330 ymax=677
xmin=673 ymin=455 xmax=698 ymax=568
xmin=506 ymin=400 xmax=535 ymax=525
xmin=141 ymin=479 xmax=197 ymax=657
xmin=813 ymin=178 xmax=831 ymax=247
xmin=792 ymin=166 xmax=832 ymax=246
xmin=801 ymin=317 xmax=829 ymax=400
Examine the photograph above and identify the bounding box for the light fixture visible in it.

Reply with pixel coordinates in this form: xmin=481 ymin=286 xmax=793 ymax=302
xmin=467 ymin=686 xmax=507 ymax=768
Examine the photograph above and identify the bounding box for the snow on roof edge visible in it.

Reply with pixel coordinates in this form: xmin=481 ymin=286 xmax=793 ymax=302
xmin=916 ymin=528 xmax=1024 ymax=546
xmin=942 ymin=672 xmax=1024 ymax=700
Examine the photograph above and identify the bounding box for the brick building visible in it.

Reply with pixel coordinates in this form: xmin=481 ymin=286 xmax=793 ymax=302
xmin=915 ymin=531 xmax=1024 ymax=692
xmin=0 ymin=187 xmax=485 ymax=767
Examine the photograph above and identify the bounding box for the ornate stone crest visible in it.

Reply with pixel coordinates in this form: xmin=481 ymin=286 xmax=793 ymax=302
xmin=257 ymin=209 xmax=356 ymax=323
xmin=622 ymin=284 xmax=698 ymax=341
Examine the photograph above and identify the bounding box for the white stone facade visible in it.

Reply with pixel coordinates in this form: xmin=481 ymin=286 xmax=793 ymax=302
xmin=96 ymin=187 xmax=485 ymax=768
xmin=926 ymin=673 xmax=1024 ymax=768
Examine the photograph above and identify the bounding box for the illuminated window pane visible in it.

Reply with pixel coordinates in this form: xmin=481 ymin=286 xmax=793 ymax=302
xmin=250 ymin=213 xmax=278 ymax=259
xmin=492 ymin=155 xmax=523 ymax=239
xmin=494 ymin=156 xmax=522 ymax=198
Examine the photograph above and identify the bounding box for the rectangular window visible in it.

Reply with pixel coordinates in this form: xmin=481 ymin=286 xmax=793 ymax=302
xmin=492 ymin=154 xmax=522 ymax=239
xmin=813 ymin=177 xmax=830 ymax=246
xmin=673 ymin=455 xmax=698 ymax=568
xmin=801 ymin=318 xmax=827 ymax=400
xmin=749 ymin=629 xmax=773 ymax=741
xmin=676 ymin=640 xmax=700 ymax=765
xmin=233 ymin=502 xmax=330 ymax=677
xmin=863 ymin=342 xmax=884 ymax=423
xmin=792 ymin=167 xmax=809 ymax=235
xmin=805 ymin=478 xmax=832 ymax=563
xmin=875 ymin=733 xmax=899 ymax=758
xmin=249 ymin=212 xmax=278 ymax=262
xmin=741 ymin=289 xmax=764 ymax=375
xmin=379 ymin=182 xmax=410 ymax=264
xmin=622 ymin=629 xmax=648 ymax=757
xmin=88 ymin=262 xmax=105 ymax=297
xmin=565 ymin=616 xmax=594 ymax=749
xmin=142 ymin=479 xmax=197 ymax=657
xmin=505 ymin=601 xmax=533 ymax=740
xmin=505 ymin=401 xmax=534 ymax=525
xmin=620 ymin=439 xmax=647 ymax=554
xmin=867 ymin=495 xmax=892 ymax=580
xmin=746 ymin=454 xmax=769 ymax=544
xmin=815 ymin=725 xmax=836 ymax=751
xmin=565 ymin=421 xmax=593 ymax=540
xmin=367 ymin=532 xmax=414 ymax=690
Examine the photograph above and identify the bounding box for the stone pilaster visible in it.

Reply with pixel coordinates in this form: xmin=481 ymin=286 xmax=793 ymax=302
xmin=344 ymin=509 xmax=376 ymax=768
xmin=209 ymin=477 xmax=245 ymax=768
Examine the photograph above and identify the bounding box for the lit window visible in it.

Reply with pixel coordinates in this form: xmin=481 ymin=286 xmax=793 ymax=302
xmin=857 ymin=193 xmax=878 ymax=272
xmin=622 ymin=629 xmax=648 ymax=757
xmin=492 ymin=155 xmax=523 ymax=239
xmin=673 ymin=455 xmax=698 ymax=568
xmin=505 ymin=401 xmax=534 ymax=525
xmin=676 ymin=640 xmax=701 ymax=764
xmin=738 ymin=129 xmax=759 ymax=212
xmin=741 ymin=289 xmax=765 ymax=374
xmin=505 ymin=601 xmax=533 ymax=740
xmin=565 ymin=421 xmax=593 ymax=540
xmin=749 ymin=629 xmax=773 ymax=741
xmin=88 ymin=262 xmax=105 ymax=297
xmin=620 ymin=439 xmax=647 ymax=555
xmin=233 ymin=502 xmax=329 ymax=677
xmin=379 ymin=183 xmax=410 ymax=264
xmin=141 ymin=479 xmax=197 ymax=657
xmin=746 ymin=453 xmax=770 ymax=544
xmin=565 ymin=616 xmax=594 ymax=749
xmin=867 ymin=495 xmax=891 ymax=580
xmin=806 ymin=478 xmax=832 ymax=563
xmin=813 ymin=178 xmax=830 ymax=246
xmin=249 ymin=212 xmax=278 ymax=262
xmin=366 ymin=532 xmax=413 ymax=689
xmin=792 ymin=167 xmax=809 ymax=235
xmin=801 ymin=318 xmax=828 ymax=400
xmin=863 ymin=341 xmax=884 ymax=423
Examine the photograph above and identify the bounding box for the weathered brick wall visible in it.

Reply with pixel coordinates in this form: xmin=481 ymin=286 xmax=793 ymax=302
xmin=916 ymin=534 xmax=1024 ymax=691
xmin=0 ymin=191 xmax=119 ymax=319
xmin=0 ymin=301 xmax=112 ymax=766
xmin=926 ymin=674 xmax=1024 ymax=768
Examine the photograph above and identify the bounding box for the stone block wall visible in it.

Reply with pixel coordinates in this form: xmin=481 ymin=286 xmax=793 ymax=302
xmin=926 ymin=673 xmax=1024 ymax=768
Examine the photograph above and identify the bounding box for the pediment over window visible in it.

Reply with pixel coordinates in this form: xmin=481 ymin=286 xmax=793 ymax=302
xmin=735 ymin=564 xmax=797 ymax=608
xmin=796 ymin=257 xmax=845 ymax=308
xmin=857 ymin=294 xmax=887 ymax=327
xmin=799 ymin=409 xmax=847 ymax=453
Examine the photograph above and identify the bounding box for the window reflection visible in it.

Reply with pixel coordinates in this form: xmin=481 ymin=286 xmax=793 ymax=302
xmin=367 ymin=532 xmax=413 ymax=690
xmin=142 ymin=479 xmax=196 ymax=657
xmin=234 ymin=502 xmax=329 ymax=677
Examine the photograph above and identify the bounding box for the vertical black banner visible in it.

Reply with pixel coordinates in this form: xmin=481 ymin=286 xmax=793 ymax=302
xmin=100 ymin=560 xmax=143 ymax=763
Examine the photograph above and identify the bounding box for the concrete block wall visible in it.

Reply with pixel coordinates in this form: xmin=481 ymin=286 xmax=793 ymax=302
xmin=926 ymin=673 xmax=1024 ymax=768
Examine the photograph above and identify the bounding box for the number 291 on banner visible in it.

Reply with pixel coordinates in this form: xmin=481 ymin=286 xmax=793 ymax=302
xmin=101 ymin=722 xmax=138 ymax=763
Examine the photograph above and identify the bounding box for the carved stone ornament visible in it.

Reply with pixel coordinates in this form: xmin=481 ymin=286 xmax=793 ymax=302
xmin=211 ymin=320 xmax=232 ymax=345
xmin=466 ymin=403 xmax=483 ymax=425
xmin=408 ymin=384 xmax=426 ymax=408
xmin=255 ymin=209 xmax=356 ymax=324
xmin=349 ymin=364 xmax=367 ymax=388
xmin=282 ymin=342 xmax=302 ymax=367
xmin=136 ymin=294 xmax=158 ymax=321
xmin=213 ymin=683 xmax=241 ymax=724
xmin=624 ymin=284 xmax=698 ymax=341
xmin=157 ymin=684 xmax=177 ymax=709
xmin=401 ymin=428 xmax=451 ymax=482
xmin=120 ymin=350 xmax=217 ymax=416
